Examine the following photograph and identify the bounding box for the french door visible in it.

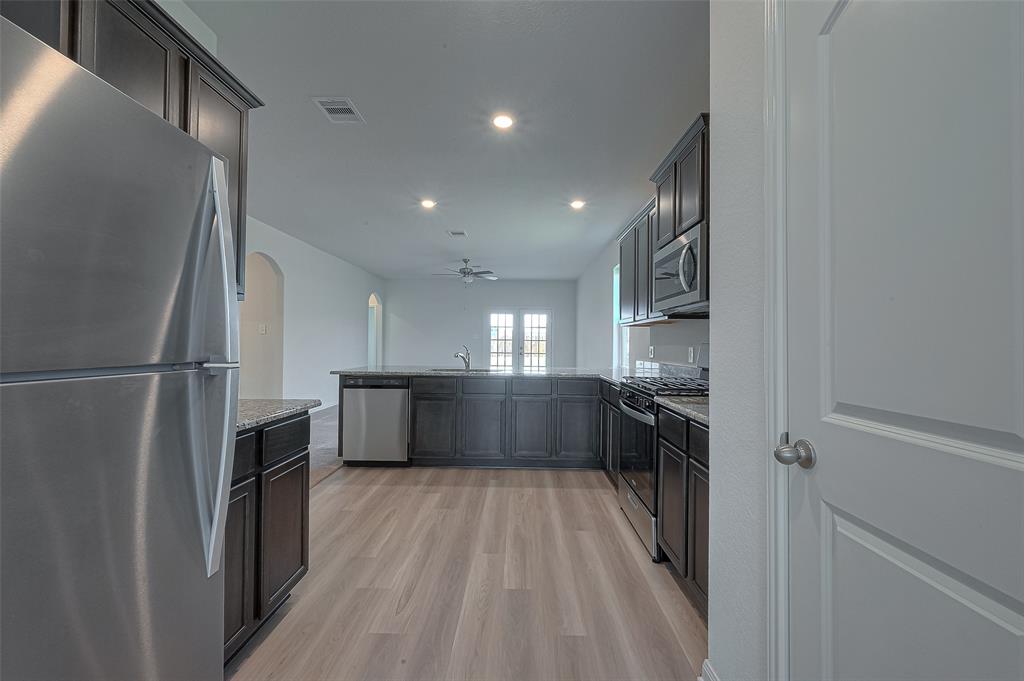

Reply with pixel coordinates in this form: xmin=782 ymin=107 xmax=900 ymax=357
xmin=778 ymin=1 xmax=1023 ymax=679
xmin=488 ymin=310 xmax=551 ymax=372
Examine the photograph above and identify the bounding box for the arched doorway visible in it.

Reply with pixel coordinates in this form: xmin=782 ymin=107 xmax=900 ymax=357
xmin=239 ymin=252 xmax=284 ymax=398
xmin=368 ymin=292 xmax=383 ymax=367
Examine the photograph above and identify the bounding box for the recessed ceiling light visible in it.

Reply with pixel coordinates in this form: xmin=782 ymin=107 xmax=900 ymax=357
xmin=570 ymin=199 xmax=586 ymax=210
xmin=420 ymin=199 xmax=437 ymax=209
xmin=492 ymin=113 xmax=515 ymax=129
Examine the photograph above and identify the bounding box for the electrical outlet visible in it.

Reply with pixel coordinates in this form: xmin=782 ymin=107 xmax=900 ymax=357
xmin=688 ymin=346 xmax=695 ymax=363
xmin=258 ymin=323 xmax=268 ymax=336
xmin=649 ymin=345 xmax=655 ymax=359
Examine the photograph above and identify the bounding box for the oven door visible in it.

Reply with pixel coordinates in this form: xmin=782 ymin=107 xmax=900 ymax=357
xmin=618 ymin=398 xmax=656 ymax=514
xmin=652 ymin=223 xmax=708 ymax=314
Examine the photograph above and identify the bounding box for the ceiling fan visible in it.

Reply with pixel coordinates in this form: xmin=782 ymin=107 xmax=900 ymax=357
xmin=432 ymin=258 xmax=499 ymax=283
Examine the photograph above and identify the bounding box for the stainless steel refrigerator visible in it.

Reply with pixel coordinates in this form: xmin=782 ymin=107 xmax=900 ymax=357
xmin=1 ymin=19 xmax=239 ymax=680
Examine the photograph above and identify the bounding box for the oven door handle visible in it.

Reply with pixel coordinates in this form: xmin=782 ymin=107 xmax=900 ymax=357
xmin=619 ymin=399 xmax=655 ymax=426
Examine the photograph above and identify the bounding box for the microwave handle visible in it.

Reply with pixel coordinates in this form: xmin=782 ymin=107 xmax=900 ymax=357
xmin=679 ymin=244 xmax=696 ymax=293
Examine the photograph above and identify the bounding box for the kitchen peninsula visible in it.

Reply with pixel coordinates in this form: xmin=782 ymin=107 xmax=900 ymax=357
xmin=332 ymin=367 xmax=625 ymax=468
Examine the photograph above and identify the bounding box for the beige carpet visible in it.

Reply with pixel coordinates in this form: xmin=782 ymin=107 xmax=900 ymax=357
xmin=308 ymin=405 xmax=342 ymax=487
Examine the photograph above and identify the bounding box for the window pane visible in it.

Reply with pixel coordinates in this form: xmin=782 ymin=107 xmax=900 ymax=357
xmin=489 ymin=312 xmax=514 ymax=370
xmin=521 ymin=312 xmax=548 ymax=372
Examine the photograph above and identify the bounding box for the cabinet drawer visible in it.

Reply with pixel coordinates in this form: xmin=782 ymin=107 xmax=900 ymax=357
xmin=461 ymin=377 xmax=507 ymax=394
xmin=688 ymin=421 xmax=709 ymax=467
xmin=658 ymin=409 xmax=687 ymax=452
xmin=412 ymin=377 xmax=456 ymax=394
xmin=512 ymin=378 xmax=552 ymax=395
xmin=232 ymin=432 xmax=256 ymax=481
xmin=557 ymin=379 xmax=599 ymax=396
xmin=261 ymin=415 xmax=310 ymax=466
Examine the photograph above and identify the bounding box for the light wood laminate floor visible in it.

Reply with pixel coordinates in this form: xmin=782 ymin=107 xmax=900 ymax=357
xmin=227 ymin=467 xmax=707 ymax=681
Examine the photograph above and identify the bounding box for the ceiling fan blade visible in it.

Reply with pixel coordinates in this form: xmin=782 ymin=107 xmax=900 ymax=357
xmin=432 ymin=273 xmax=460 ymax=276
xmin=472 ymin=270 xmax=493 ymax=275
xmin=479 ymin=274 xmax=499 ymax=281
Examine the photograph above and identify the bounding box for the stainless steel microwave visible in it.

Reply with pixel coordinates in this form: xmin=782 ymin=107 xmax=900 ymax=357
xmin=652 ymin=223 xmax=708 ymax=314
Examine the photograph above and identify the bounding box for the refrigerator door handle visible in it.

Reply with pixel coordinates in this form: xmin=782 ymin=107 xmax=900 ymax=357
xmin=201 ymin=365 xmax=238 ymax=577
xmin=209 ymin=156 xmax=239 ymax=364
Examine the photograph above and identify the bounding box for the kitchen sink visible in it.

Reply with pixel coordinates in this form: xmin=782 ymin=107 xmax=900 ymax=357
xmin=426 ymin=368 xmax=498 ymax=374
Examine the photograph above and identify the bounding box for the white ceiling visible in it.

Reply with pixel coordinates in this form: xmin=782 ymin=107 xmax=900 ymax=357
xmin=189 ymin=1 xmax=709 ymax=280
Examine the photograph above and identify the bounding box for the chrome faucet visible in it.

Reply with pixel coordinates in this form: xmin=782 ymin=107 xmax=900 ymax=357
xmin=454 ymin=345 xmax=471 ymax=370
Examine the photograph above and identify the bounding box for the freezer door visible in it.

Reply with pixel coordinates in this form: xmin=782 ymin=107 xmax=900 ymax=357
xmin=0 ymin=20 xmax=238 ymax=373
xmin=0 ymin=367 xmax=237 ymax=681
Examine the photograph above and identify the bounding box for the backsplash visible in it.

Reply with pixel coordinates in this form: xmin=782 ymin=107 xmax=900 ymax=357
xmin=627 ymin=319 xmax=710 ymax=367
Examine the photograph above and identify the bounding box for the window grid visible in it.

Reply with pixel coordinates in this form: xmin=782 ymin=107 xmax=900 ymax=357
xmin=522 ymin=312 xmax=548 ymax=372
xmin=489 ymin=313 xmax=514 ymax=370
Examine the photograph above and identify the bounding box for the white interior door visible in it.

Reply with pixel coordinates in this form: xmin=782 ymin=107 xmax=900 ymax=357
xmin=782 ymin=2 xmax=1024 ymax=679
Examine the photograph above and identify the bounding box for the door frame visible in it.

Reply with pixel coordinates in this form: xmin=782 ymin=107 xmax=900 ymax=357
xmin=764 ymin=0 xmax=790 ymax=679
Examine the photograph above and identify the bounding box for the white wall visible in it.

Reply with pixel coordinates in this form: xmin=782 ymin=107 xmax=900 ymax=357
xmin=575 ymin=239 xmax=619 ymax=369
xmin=706 ymin=0 xmax=768 ymax=679
xmin=239 ymin=252 xmax=284 ymax=399
xmin=627 ymin=321 xmax=710 ymax=368
xmin=157 ymin=0 xmax=217 ymax=54
xmin=244 ymin=217 xmax=383 ymax=409
xmin=383 ymin=279 xmax=577 ymax=368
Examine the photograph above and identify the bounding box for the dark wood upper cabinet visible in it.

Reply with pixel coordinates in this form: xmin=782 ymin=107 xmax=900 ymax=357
xmin=675 ymin=130 xmax=706 ymax=236
xmin=0 ymin=0 xmax=70 ymax=53
xmin=635 ymin=212 xmax=650 ymax=322
xmin=223 ymin=476 xmax=257 ymax=662
xmin=189 ymin=62 xmax=249 ymax=295
xmin=259 ymin=450 xmax=309 ymax=619
xmin=618 ymin=227 xmax=636 ymax=324
xmin=654 ymin=167 xmax=676 ymax=250
xmin=77 ymin=0 xmax=185 ymax=126
xmin=2 ymin=0 xmax=262 ymax=297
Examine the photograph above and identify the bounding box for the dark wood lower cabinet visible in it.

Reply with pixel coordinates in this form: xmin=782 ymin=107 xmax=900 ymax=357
xmin=510 ymin=396 xmax=554 ymax=459
xmin=259 ymin=450 xmax=310 ymax=617
xmin=410 ymin=395 xmax=457 ymax=458
xmin=556 ymin=397 xmax=599 ymax=460
xmin=223 ymin=477 xmax=257 ymax=662
xmin=686 ymin=460 xmax=709 ymax=616
xmin=657 ymin=440 xmax=687 ymax=571
xmin=656 ymin=409 xmax=709 ymax=619
xmin=226 ymin=414 xmax=311 ymax=663
xmin=460 ymin=394 xmax=507 ymax=458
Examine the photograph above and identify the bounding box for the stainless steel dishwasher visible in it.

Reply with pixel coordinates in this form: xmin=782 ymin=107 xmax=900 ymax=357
xmin=341 ymin=376 xmax=409 ymax=463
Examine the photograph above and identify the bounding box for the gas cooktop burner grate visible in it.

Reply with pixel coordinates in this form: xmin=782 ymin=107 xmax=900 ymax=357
xmin=622 ymin=376 xmax=709 ymax=397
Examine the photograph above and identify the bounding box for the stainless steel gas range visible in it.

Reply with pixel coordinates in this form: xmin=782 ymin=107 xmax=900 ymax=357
xmin=617 ymin=376 xmax=709 ymax=559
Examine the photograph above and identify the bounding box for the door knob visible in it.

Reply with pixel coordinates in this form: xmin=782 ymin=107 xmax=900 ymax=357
xmin=774 ymin=432 xmax=816 ymax=469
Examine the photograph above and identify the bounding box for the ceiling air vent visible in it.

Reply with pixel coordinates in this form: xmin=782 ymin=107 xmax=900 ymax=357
xmin=446 ymin=230 xmax=467 ymax=238
xmin=312 ymin=97 xmax=364 ymax=123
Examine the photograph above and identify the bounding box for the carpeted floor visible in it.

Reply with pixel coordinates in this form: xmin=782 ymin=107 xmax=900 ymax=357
xmin=308 ymin=405 xmax=342 ymax=488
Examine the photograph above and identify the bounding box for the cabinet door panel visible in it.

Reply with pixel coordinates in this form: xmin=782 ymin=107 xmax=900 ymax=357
xmin=411 ymin=395 xmax=457 ymax=457
xmin=618 ymin=229 xmax=636 ymax=324
xmin=511 ymin=397 xmax=553 ymax=458
xmin=688 ymin=460 xmax=709 ymax=608
xmin=636 ymin=220 xmax=650 ymax=321
xmin=259 ymin=451 xmax=309 ymax=618
xmin=556 ymin=397 xmax=599 ymax=459
xmin=460 ymin=395 xmax=506 ymax=458
xmin=675 ymin=132 xmax=705 ymax=235
xmin=609 ymin=407 xmax=620 ymax=477
xmin=1 ymin=0 xmax=68 ymax=53
xmin=189 ymin=63 xmax=249 ymax=295
xmin=657 ymin=441 xmax=686 ymax=571
xmin=80 ymin=0 xmax=184 ymax=125
xmin=654 ymin=169 xmax=676 ymax=249
xmin=224 ymin=477 xmax=257 ymax=661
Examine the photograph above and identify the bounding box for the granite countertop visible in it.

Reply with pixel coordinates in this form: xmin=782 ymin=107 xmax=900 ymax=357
xmin=654 ymin=396 xmax=709 ymax=426
xmin=332 ymin=365 xmax=627 ymax=383
xmin=237 ymin=398 xmax=322 ymax=431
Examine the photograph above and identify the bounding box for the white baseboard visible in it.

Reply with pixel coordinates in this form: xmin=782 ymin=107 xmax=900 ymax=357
xmin=699 ymin=658 xmax=720 ymax=681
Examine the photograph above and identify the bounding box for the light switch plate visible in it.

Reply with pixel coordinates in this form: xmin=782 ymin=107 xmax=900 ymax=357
xmin=258 ymin=323 xmax=268 ymax=336
xmin=649 ymin=346 xmax=655 ymax=359
xmin=688 ymin=346 xmax=695 ymax=362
